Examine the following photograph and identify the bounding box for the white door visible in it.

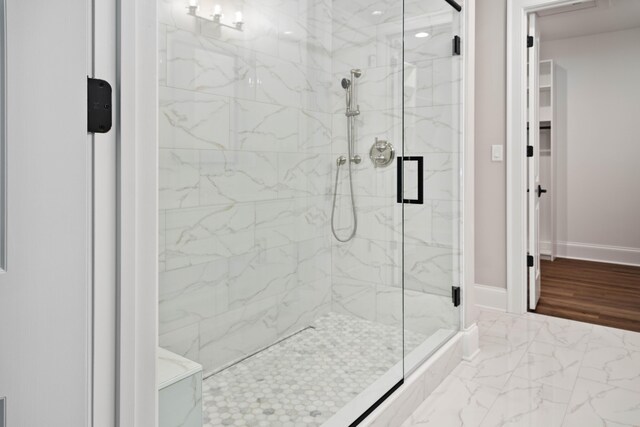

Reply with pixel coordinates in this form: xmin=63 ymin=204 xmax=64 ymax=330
xmin=528 ymin=13 xmax=542 ymax=310
xmin=0 ymin=0 xmax=110 ymax=425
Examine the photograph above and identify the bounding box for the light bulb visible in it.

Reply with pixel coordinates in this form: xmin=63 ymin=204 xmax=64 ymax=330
xmin=235 ymin=11 xmax=243 ymax=23
xmin=213 ymin=4 xmax=222 ymax=15
xmin=189 ymin=0 xmax=198 ymax=7
xmin=414 ymin=32 xmax=429 ymax=38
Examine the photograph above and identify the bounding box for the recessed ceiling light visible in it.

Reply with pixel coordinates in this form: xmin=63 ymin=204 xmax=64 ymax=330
xmin=414 ymin=32 xmax=430 ymax=38
xmin=372 ymin=10 xmax=383 ymax=15
xmin=283 ymin=31 xmax=293 ymax=35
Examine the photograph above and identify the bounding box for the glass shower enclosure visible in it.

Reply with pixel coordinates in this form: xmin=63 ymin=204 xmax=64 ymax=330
xmin=158 ymin=0 xmax=462 ymax=424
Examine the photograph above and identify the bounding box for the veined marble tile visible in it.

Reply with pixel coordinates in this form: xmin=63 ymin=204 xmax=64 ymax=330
xmin=404 ymin=105 xmax=460 ymax=154
xmin=254 ymin=197 xmax=329 ymax=249
xmin=588 ymin=323 xmax=640 ymax=352
xmin=301 ymin=66 xmax=333 ymax=113
xmin=512 ymin=341 xmax=584 ymax=391
xmin=164 ymin=203 xmax=255 ymax=270
xmin=351 ymin=196 xmax=403 ymax=244
xmin=159 ymin=322 xmax=200 ymax=364
xmin=403 ymin=290 xmax=458 ymax=337
xmin=534 ymin=316 xmax=593 ymax=350
xmin=166 ymin=27 xmax=256 ymax=100
xmin=199 ymin=150 xmax=279 ymax=204
xmin=400 ymin=152 xmax=459 ymax=202
xmin=159 ymin=87 xmax=230 ymax=150
xmin=159 ymin=149 xmax=200 ymax=210
xmin=159 ymin=25 xmax=167 ymax=86
xmin=431 ymin=199 xmax=461 ymax=248
xmin=476 ymin=309 xmax=505 ymax=336
xmin=332 ymin=237 xmax=401 ymax=287
xmin=332 ymin=0 xmax=402 ymax=34
xmin=159 ymin=258 xmax=229 ymax=334
xmin=159 ymin=373 xmax=202 ymax=427
xmin=199 ymin=295 xmax=279 ymax=374
xmin=158 ymin=0 xmax=198 ymax=32
xmin=331 ymin=25 xmax=383 ymax=73
xmin=404 ymin=59 xmax=434 ymax=108
xmin=373 ymin=284 xmax=404 ymax=329
xmin=255 ymin=53 xmax=305 ymax=108
xmin=479 ymin=376 xmax=571 ymax=427
xmin=277 ymin=152 xmax=332 ymax=198
xmin=297 ymin=237 xmax=331 ymax=285
xmin=404 ymin=23 xmax=455 ymax=64
xmin=299 ymin=109 xmax=332 ymax=153
xmin=579 ymin=345 xmax=640 ymax=393
xmin=227 ymin=244 xmax=298 ymax=309
xmin=563 ymin=378 xmax=640 ymax=427
xmin=401 ymin=375 xmax=500 ymax=427
xmin=331 ymin=277 xmax=376 ymax=322
xmin=433 ymin=56 xmax=461 ymax=107
xmin=331 ymin=108 xmax=401 ymax=156
xmin=403 ymin=243 xmax=457 ymax=297
xmin=229 ymin=98 xmax=298 ymax=152
xmin=276 ymin=10 xmax=332 ymax=69
xmin=483 ymin=313 xmax=544 ymax=346
xmin=276 ymin=278 xmax=331 ymax=336
xmin=331 ymin=65 xmax=402 ymax=115
xmin=453 ymin=334 xmax=529 ymax=389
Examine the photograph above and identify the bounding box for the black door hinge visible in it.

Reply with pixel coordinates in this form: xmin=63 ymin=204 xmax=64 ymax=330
xmin=88 ymin=77 xmax=112 ymax=133
xmin=452 ymin=35 xmax=461 ymax=56
xmin=527 ymin=255 xmax=534 ymax=268
xmin=527 ymin=145 xmax=534 ymax=157
xmin=527 ymin=35 xmax=534 ymax=48
xmin=452 ymin=286 xmax=461 ymax=307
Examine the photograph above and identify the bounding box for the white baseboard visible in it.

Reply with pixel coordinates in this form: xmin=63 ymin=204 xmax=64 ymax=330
xmin=540 ymin=240 xmax=553 ymax=256
xmin=462 ymin=324 xmax=480 ymax=362
xmin=555 ymin=241 xmax=640 ymax=266
xmin=474 ymin=284 xmax=507 ymax=312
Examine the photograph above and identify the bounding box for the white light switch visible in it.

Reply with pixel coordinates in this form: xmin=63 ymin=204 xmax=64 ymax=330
xmin=491 ymin=145 xmax=504 ymax=162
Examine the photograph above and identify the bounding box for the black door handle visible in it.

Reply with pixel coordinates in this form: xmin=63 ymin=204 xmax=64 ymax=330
xmin=537 ymin=185 xmax=547 ymax=198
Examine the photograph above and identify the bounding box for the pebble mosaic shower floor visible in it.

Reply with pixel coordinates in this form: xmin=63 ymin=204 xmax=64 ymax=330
xmin=202 ymin=312 xmax=426 ymax=426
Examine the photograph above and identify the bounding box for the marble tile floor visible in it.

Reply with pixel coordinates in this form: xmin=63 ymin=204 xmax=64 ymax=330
xmin=403 ymin=309 xmax=640 ymax=427
xmin=202 ymin=312 xmax=426 ymax=427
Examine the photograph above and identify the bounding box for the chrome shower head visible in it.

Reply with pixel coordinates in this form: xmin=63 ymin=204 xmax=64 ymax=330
xmin=351 ymin=69 xmax=362 ymax=78
xmin=341 ymin=78 xmax=351 ymax=89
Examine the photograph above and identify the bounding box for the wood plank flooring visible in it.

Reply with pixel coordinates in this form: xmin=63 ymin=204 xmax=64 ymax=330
xmin=533 ymin=258 xmax=640 ymax=332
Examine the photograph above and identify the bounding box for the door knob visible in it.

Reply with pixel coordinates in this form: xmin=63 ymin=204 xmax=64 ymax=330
xmin=537 ymin=185 xmax=547 ymax=198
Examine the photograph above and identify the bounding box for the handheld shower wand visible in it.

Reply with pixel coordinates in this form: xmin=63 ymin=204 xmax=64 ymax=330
xmin=331 ymin=69 xmax=362 ymax=242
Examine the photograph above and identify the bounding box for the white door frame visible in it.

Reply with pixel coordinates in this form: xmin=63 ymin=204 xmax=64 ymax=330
xmin=506 ymin=0 xmax=589 ymax=314
xmin=115 ymin=0 xmax=158 ymax=425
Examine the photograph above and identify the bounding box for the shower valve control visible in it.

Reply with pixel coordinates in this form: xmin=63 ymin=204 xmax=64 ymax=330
xmin=369 ymin=138 xmax=395 ymax=168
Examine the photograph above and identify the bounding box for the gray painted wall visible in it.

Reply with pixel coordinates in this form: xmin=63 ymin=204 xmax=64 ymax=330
xmin=475 ymin=0 xmax=508 ymax=288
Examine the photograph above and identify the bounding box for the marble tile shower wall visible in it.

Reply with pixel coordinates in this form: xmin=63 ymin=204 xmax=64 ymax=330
xmin=330 ymin=1 xmax=462 ymax=338
xmin=157 ymin=0 xmax=336 ymax=374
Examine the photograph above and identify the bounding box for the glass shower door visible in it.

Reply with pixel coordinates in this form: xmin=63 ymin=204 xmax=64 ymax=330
xmin=402 ymin=0 xmax=462 ymax=371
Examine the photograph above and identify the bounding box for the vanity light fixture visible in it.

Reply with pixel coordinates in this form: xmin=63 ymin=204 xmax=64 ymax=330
xmin=187 ymin=0 xmax=198 ymax=14
xmin=187 ymin=2 xmax=245 ymax=32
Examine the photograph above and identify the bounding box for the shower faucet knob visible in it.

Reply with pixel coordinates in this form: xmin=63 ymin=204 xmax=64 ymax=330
xmin=375 ymin=138 xmax=388 ymax=152
xmin=369 ymin=138 xmax=395 ymax=168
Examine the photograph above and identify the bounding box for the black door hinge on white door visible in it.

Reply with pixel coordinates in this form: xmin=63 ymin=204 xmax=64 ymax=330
xmin=452 ymin=286 xmax=461 ymax=307
xmin=87 ymin=77 xmax=112 ymax=133
xmin=527 ymin=145 xmax=534 ymax=157
xmin=452 ymin=35 xmax=461 ymax=56
xmin=527 ymin=35 xmax=534 ymax=48
xmin=527 ymin=255 xmax=534 ymax=268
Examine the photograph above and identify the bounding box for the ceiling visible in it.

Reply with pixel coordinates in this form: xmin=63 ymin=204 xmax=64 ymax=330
xmin=538 ymin=0 xmax=640 ymax=41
